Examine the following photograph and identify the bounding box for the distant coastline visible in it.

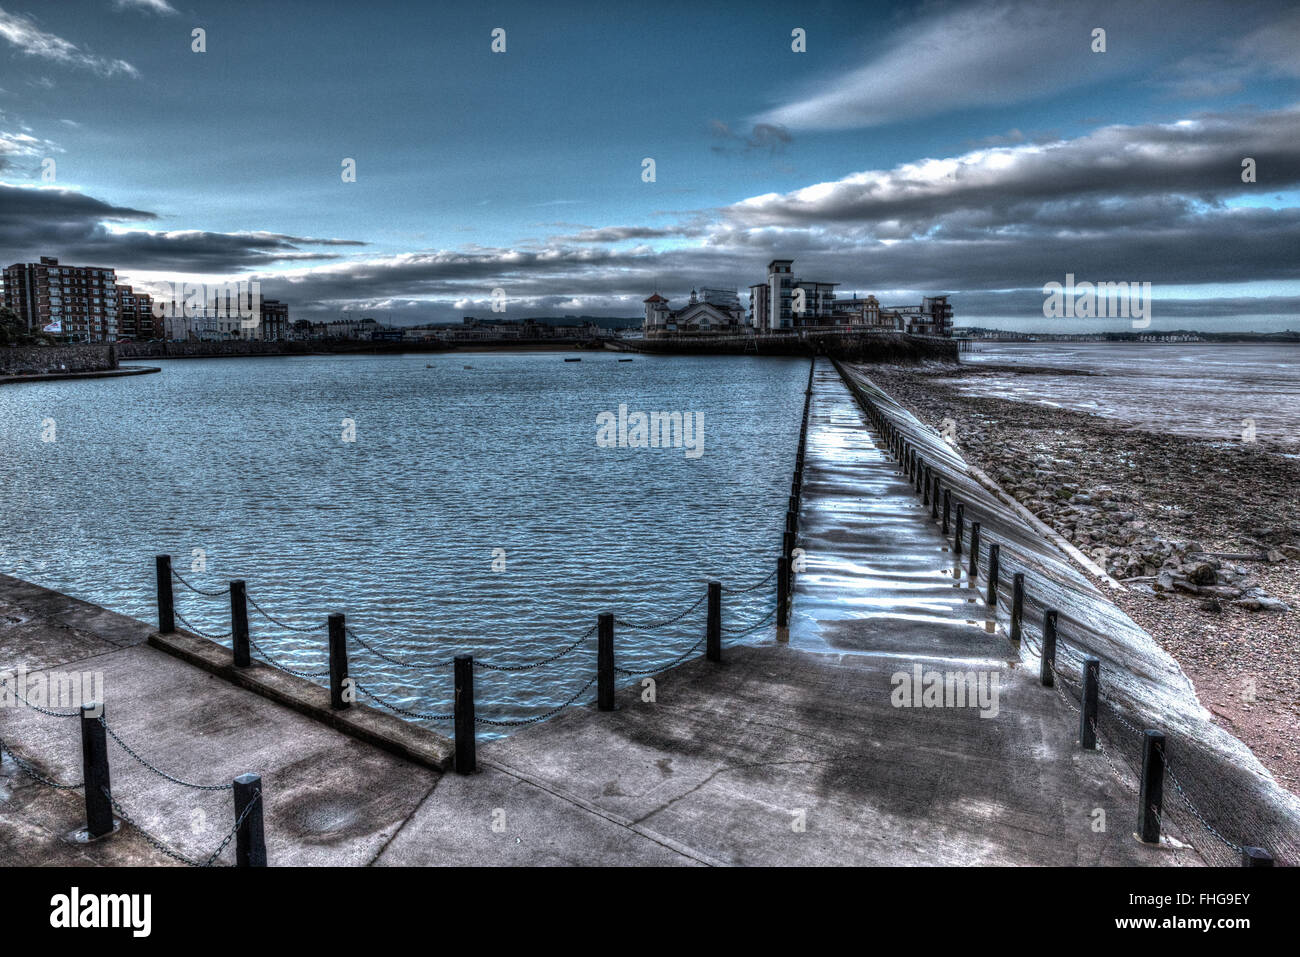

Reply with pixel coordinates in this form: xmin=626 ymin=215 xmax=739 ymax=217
xmin=954 ymin=328 xmax=1300 ymax=343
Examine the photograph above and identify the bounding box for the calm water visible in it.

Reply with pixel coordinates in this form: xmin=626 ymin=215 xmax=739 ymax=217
xmin=0 ymin=352 xmax=807 ymax=724
xmin=959 ymin=342 xmax=1300 ymax=448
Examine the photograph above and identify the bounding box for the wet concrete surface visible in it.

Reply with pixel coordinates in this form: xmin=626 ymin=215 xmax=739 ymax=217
xmin=376 ymin=360 xmax=1202 ymax=865
xmin=1 ymin=576 xmax=437 ymax=866
xmin=0 ymin=362 xmax=1212 ymax=865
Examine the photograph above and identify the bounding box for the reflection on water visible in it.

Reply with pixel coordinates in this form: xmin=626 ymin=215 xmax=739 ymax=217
xmin=0 ymin=352 xmax=807 ymax=722
xmin=958 ymin=342 xmax=1300 ymax=445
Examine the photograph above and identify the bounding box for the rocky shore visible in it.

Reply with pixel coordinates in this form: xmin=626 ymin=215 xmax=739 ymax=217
xmin=863 ymin=361 xmax=1300 ymax=795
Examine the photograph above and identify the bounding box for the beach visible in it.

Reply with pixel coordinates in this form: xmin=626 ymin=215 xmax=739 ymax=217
xmin=862 ymin=358 xmax=1300 ymax=796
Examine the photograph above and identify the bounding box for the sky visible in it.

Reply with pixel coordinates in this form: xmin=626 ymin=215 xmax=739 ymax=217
xmin=1 ymin=0 xmax=1299 ymax=331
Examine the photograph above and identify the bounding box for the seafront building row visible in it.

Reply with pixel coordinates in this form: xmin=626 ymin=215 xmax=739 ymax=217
xmin=643 ymin=258 xmax=954 ymax=338
xmin=2 ymin=256 xmax=289 ymax=343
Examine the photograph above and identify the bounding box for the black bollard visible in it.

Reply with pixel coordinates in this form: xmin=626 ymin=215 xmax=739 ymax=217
xmin=1010 ymin=573 xmax=1024 ymax=645
xmin=1040 ymin=610 xmax=1058 ymax=686
xmin=1138 ymin=730 xmax=1166 ymax=844
xmin=931 ymin=474 xmax=940 ymax=519
xmin=597 ymin=613 xmax=615 ymax=711
xmin=1080 ymin=657 xmax=1100 ymax=750
xmin=155 ymin=554 xmax=175 ymax=634
xmin=786 ymin=509 xmax=797 ymax=534
xmin=80 ymin=703 xmax=113 ymax=839
xmin=327 ymin=613 xmax=349 ymax=711
xmin=942 ymin=489 xmax=951 ymax=535
xmin=232 ymin=773 xmax=267 ymax=866
xmin=968 ymin=522 xmax=981 ymax=578
xmin=230 ymin=579 xmax=250 ymax=668
xmin=454 ymin=655 xmax=476 ymax=772
xmin=986 ymin=543 xmax=1000 ymax=606
xmin=954 ymin=504 xmax=965 ymax=555
xmin=706 ymin=581 xmax=722 ymax=663
xmin=788 ymin=494 xmax=799 ymax=515
xmin=1241 ymin=846 xmax=1274 ymax=867
xmin=777 ymin=556 xmax=790 ymax=628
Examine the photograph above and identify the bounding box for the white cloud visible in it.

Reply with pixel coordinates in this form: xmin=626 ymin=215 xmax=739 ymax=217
xmin=754 ymin=0 xmax=1167 ymax=131
xmin=112 ymin=0 xmax=179 ymax=15
xmin=0 ymin=6 xmax=138 ymax=77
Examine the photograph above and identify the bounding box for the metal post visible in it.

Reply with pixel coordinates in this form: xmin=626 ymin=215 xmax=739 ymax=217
xmin=968 ymin=522 xmax=981 ymax=578
xmin=706 ymin=581 xmax=721 ymax=663
xmin=1138 ymin=730 xmax=1166 ymax=843
xmin=954 ymin=504 xmax=964 ymax=555
xmin=931 ymin=474 xmax=940 ymax=519
xmin=1241 ymin=846 xmax=1274 ymax=867
xmin=454 ymin=655 xmax=476 ymax=772
xmin=1040 ymin=610 xmax=1058 ymax=686
xmin=232 ymin=773 xmax=267 ymax=866
xmin=777 ymin=556 xmax=790 ymax=628
xmin=155 ymin=554 xmax=175 ymax=634
xmin=942 ymin=489 xmax=950 ymax=535
xmin=1080 ymin=657 xmax=1100 ymax=750
xmin=230 ymin=579 xmax=250 ymax=667
xmin=982 ymin=540 xmax=1003 ymax=600
xmin=327 ymin=613 xmax=349 ymax=711
xmin=597 ymin=613 xmax=615 ymax=711
xmin=782 ymin=529 xmax=794 ymax=564
xmin=80 ymin=703 xmax=113 ymax=839
xmin=786 ymin=509 xmax=797 ymax=534
xmin=788 ymin=494 xmax=799 ymax=515
xmin=1010 ymin=573 xmax=1024 ymax=645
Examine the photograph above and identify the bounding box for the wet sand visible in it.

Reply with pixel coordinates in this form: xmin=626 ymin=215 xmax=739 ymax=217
xmin=861 ymin=362 xmax=1300 ymax=796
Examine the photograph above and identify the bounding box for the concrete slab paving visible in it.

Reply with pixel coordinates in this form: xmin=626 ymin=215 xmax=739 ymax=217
xmin=1 ymin=580 xmax=438 ymax=866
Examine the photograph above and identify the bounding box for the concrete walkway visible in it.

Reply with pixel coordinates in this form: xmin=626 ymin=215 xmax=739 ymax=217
xmin=0 ymin=575 xmax=437 ymax=866
xmin=1 ymin=360 xmax=1203 ymax=865
xmin=373 ymin=360 xmax=1200 ymax=865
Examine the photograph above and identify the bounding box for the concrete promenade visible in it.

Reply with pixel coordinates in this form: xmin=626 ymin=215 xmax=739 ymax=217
xmin=1 ymin=360 xmax=1203 ymax=865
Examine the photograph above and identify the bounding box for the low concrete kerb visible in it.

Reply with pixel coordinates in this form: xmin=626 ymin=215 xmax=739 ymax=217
xmin=148 ymin=629 xmax=454 ymax=771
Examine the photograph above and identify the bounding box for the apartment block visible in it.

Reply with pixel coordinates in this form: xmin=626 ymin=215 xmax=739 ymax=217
xmin=3 ymin=256 xmax=118 ymax=341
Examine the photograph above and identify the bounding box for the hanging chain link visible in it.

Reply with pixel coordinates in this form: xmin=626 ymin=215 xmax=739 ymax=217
xmin=473 ymin=624 xmax=597 ymax=672
xmin=615 ymin=591 xmax=707 ymax=631
xmin=175 ymin=608 xmax=232 ymax=641
xmin=244 ymin=591 xmax=327 ymax=633
xmin=346 ymin=628 xmax=453 ymax=671
xmin=474 ymin=675 xmax=598 ymax=727
xmin=720 ymin=603 xmax=779 ymax=636
xmin=170 ymin=568 xmax=230 ymax=598
xmin=353 ymin=681 xmax=453 ymax=721
xmin=719 ymin=566 xmax=779 ymax=594
xmin=106 ymin=786 xmax=260 ymax=867
xmin=615 ymin=636 xmax=707 ymax=677
xmin=247 ymin=635 xmax=330 ymax=678
xmin=99 ymin=716 xmax=234 ymax=791
xmin=0 ymin=741 xmax=82 ymax=789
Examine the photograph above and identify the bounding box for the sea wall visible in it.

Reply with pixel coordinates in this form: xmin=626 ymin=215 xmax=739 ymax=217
xmin=834 ymin=358 xmax=1300 ymax=866
xmin=114 ymin=339 xmax=403 ymax=359
xmin=633 ymin=332 xmax=958 ymax=362
xmin=0 ymin=342 xmax=117 ymax=376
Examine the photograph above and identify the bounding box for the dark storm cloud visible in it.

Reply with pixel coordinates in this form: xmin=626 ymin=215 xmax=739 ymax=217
xmin=721 ymin=107 xmax=1300 ymax=232
xmin=710 ymin=120 xmax=794 ymax=156
xmin=0 ymin=184 xmax=367 ymax=270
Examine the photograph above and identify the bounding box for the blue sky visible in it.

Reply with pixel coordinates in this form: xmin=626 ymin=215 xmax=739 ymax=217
xmin=3 ymin=0 xmax=1300 ymax=329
